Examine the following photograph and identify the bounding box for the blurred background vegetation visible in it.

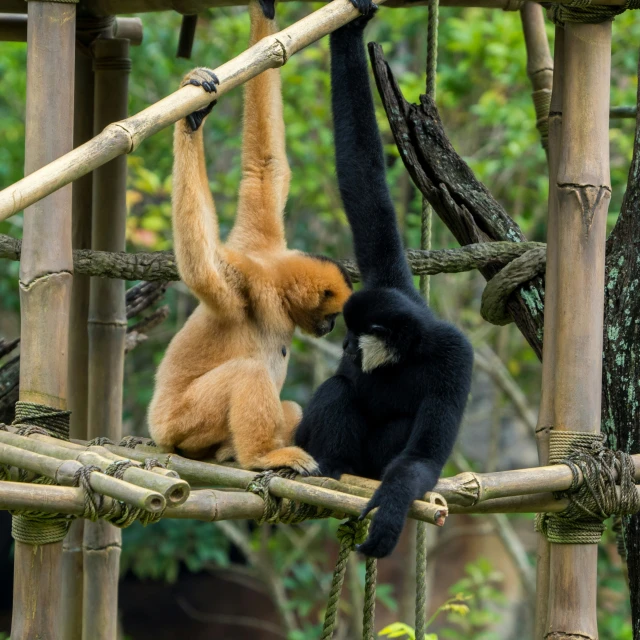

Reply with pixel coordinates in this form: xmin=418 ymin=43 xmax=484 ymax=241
xmin=0 ymin=4 xmax=638 ymax=638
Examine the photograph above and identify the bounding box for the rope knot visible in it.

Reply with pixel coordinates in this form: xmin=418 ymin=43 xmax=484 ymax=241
xmin=336 ymin=519 xmax=369 ymax=549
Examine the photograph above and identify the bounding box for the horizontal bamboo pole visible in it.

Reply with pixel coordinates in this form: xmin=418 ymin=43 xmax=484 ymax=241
xmin=102 ymin=445 xmax=447 ymax=525
xmin=0 ymin=482 xmax=637 ymax=521
xmin=0 ymin=442 xmax=165 ymax=511
xmin=0 ymin=430 xmax=189 ymax=505
xmin=0 ymin=14 xmax=143 ymax=44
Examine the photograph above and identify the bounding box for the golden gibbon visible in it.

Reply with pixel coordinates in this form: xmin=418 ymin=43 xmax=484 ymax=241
xmin=148 ymin=2 xmax=352 ymax=474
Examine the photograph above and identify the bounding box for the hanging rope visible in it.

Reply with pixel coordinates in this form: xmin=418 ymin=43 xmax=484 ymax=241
xmin=416 ymin=1 xmax=439 ymax=635
xmin=321 ymin=519 xmax=371 ymax=640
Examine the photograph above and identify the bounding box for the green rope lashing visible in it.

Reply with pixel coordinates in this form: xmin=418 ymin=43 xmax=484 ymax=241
xmin=246 ymin=469 xmax=334 ymax=525
xmin=321 ymin=519 xmax=371 ymax=640
xmin=536 ymin=431 xmax=640 ymax=544
xmin=363 ymin=556 xmax=378 ymax=640
xmin=13 ymin=401 xmax=70 ymax=440
xmin=10 ymin=401 xmax=72 ymax=544
xmin=547 ymin=0 xmax=640 ymax=25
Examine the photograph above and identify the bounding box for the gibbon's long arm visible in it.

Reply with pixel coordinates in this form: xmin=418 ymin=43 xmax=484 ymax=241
xmin=227 ymin=1 xmax=290 ymax=252
xmin=172 ymin=110 xmax=243 ymax=315
xmin=330 ymin=20 xmax=414 ymax=292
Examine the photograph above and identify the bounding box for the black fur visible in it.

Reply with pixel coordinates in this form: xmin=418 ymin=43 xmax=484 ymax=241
xmin=295 ymin=9 xmax=474 ymax=558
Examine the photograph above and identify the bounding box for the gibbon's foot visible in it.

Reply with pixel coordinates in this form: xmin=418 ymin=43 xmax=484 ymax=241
xmin=356 ymin=526 xmax=400 ymax=558
xmin=250 ymin=446 xmax=319 ymax=476
xmin=258 ymin=0 xmax=276 ymax=19
xmin=317 ymin=460 xmax=354 ymax=480
xmin=215 ymin=443 xmax=235 ymax=463
xmin=182 ymin=68 xmax=220 ymax=132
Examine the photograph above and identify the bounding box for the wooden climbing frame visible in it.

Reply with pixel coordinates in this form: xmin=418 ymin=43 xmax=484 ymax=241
xmin=0 ymin=1 xmax=637 ymax=639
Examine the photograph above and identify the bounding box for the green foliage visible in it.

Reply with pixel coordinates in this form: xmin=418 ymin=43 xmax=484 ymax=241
xmin=378 ymin=559 xmax=504 ymax=640
xmin=120 ymin=519 xmax=230 ymax=583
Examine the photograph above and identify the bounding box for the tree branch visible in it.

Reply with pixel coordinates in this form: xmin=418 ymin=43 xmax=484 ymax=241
xmin=369 ymin=43 xmax=545 ymax=358
xmin=0 ymin=233 xmax=543 ymax=284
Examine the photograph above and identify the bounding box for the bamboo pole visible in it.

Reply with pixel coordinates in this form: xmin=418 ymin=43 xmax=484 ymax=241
xmin=546 ymin=22 xmax=611 ymax=640
xmin=11 ymin=3 xmax=76 ymax=640
xmin=83 ymin=38 xmax=130 ymax=640
xmin=519 ymin=2 xmax=553 ymax=156
xmin=62 ymin=46 xmax=95 ymax=640
xmin=0 ymin=14 xmax=143 ymax=43
xmin=533 ymin=25 xmax=563 ymax=640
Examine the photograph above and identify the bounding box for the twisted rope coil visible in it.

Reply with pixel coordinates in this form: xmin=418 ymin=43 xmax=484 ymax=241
xmin=536 ymin=431 xmax=640 ymax=544
xmin=547 ymin=0 xmax=640 ymax=24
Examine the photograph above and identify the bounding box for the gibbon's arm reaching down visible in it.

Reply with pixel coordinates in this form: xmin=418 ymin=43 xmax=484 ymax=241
xmin=330 ymin=16 xmax=414 ymax=294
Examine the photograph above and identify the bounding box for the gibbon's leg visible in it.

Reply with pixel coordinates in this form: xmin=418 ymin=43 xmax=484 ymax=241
xmin=225 ymin=1 xmax=291 ymax=253
xmin=173 ymin=68 xmax=244 ymax=315
xmin=278 ymin=400 xmax=303 ymax=445
xmin=223 ymin=362 xmax=318 ymax=474
xmin=295 ymin=375 xmax=365 ymax=479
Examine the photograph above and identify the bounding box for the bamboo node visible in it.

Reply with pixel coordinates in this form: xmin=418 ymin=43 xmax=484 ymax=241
xmin=537 ymin=431 xmax=640 ymax=544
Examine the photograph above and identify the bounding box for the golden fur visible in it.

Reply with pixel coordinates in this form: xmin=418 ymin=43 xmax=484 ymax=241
xmin=148 ymin=4 xmax=352 ymax=474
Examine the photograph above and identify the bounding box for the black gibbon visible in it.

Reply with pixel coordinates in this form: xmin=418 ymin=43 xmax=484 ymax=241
xmin=148 ymin=2 xmax=353 ymax=473
xmin=295 ymin=8 xmax=474 ymax=558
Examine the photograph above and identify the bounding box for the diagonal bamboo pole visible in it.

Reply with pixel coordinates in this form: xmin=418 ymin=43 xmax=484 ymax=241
xmin=545 ymin=22 xmax=611 ymax=640
xmin=0 ymin=0 xmax=387 ymax=223
xmin=62 ymin=46 xmax=95 ymax=640
xmin=82 ymin=37 xmax=130 ymax=640
xmin=533 ymin=25 xmax=563 ymax=640
xmin=10 ymin=3 xmax=76 ymax=640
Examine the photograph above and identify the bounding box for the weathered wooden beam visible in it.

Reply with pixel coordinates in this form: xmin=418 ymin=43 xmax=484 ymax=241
xmin=0 ymin=13 xmax=143 ymax=44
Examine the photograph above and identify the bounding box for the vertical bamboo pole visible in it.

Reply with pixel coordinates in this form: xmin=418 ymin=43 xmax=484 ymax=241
xmin=534 ymin=26 xmax=563 ymax=640
xmin=82 ymin=37 xmax=130 ymax=640
xmin=11 ymin=2 xmax=76 ymax=639
xmin=62 ymin=47 xmax=95 ymax=640
xmin=519 ymin=2 xmax=553 ymax=158
xmin=546 ymin=22 xmax=611 ymax=640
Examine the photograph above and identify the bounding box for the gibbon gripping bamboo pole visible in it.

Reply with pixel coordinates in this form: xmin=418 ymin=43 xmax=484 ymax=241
xmin=83 ymin=37 xmax=131 ymax=640
xmin=11 ymin=3 xmax=76 ymax=640
xmin=0 ymin=0 xmax=393 ymax=223
xmin=545 ymin=23 xmax=612 ymax=640
xmin=62 ymin=48 xmax=95 ymax=640
xmin=534 ymin=26 xmax=563 ymax=640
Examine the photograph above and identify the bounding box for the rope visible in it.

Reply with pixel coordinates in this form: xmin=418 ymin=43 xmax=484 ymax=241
xmin=321 ymin=519 xmax=370 ymax=640
xmin=480 ymin=246 xmax=546 ymax=325
xmin=537 ymin=431 xmax=640 ymax=544
xmin=13 ymin=401 xmax=70 ymax=440
xmin=73 ymin=465 xmax=103 ymax=522
xmin=10 ymin=402 xmax=72 ymax=543
xmin=105 ymin=459 xmax=135 ymax=480
xmin=532 ymin=88 xmax=552 ymax=151
xmin=363 ymin=557 xmax=378 ymax=640
xmin=415 ymin=521 xmax=428 ymax=638
xmin=246 ymin=469 xmax=333 ymax=525
xmin=87 ymin=437 xmax=115 ymax=446
xmin=546 ymin=0 xmax=640 ymax=24
xmin=119 ymin=435 xmax=156 ymax=449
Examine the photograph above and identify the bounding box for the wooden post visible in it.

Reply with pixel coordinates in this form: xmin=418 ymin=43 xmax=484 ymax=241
xmin=519 ymin=2 xmax=553 ymax=157
xmin=11 ymin=2 xmax=76 ymax=640
xmin=545 ymin=22 xmax=611 ymax=640
xmin=82 ymin=37 xmax=130 ymax=640
xmin=534 ymin=25 xmax=563 ymax=640
xmin=61 ymin=47 xmax=95 ymax=640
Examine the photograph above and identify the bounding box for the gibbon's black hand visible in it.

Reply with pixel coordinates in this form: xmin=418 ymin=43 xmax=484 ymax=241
xmin=258 ymin=0 xmax=276 ymax=19
xmin=348 ymin=0 xmax=378 ymax=17
xmin=182 ymin=68 xmax=220 ymax=132
xmin=295 ymin=10 xmax=473 ymax=560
